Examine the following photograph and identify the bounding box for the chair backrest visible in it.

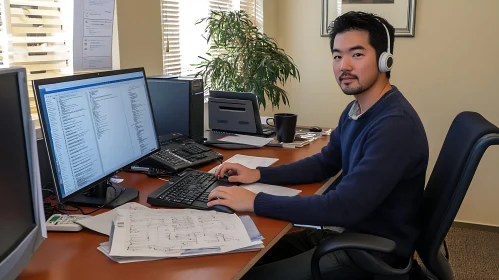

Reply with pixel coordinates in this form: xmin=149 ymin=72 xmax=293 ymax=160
xmin=417 ymin=112 xmax=499 ymax=280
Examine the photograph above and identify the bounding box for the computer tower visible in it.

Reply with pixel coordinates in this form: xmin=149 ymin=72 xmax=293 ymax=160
xmin=146 ymin=76 xmax=204 ymax=142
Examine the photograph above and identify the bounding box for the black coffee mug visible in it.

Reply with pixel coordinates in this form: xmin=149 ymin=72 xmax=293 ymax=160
xmin=266 ymin=113 xmax=297 ymax=143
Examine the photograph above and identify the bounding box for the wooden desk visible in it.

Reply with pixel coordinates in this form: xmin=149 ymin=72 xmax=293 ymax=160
xmin=20 ymin=136 xmax=334 ymax=280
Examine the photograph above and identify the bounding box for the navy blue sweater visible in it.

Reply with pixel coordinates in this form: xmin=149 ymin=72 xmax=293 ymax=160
xmin=255 ymin=87 xmax=428 ymax=258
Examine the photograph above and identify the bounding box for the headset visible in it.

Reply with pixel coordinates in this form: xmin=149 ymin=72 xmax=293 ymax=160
xmin=378 ymin=21 xmax=394 ymax=73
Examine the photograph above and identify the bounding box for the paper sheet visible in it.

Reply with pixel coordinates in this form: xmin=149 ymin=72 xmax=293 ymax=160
xmin=208 ymin=154 xmax=278 ymax=173
xmin=73 ymin=0 xmax=115 ymax=71
xmin=218 ymin=134 xmax=273 ymax=147
xmin=239 ymin=216 xmax=263 ymax=242
xmin=242 ymin=183 xmax=301 ymax=197
xmin=109 ymin=207 xmax=254 ymax=257
xmin=98 ymin=214 xmax=264 ymax=263
xmin=76 ymin=202 xmax=148 ymax=235
xmin=98 ymin=241 xmax=263 ymax=263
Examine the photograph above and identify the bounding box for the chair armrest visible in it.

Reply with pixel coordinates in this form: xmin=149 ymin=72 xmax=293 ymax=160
xmin=311 ymin=232 xmax=412 ymax=280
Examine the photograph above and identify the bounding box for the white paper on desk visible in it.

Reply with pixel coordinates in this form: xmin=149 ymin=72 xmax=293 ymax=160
xmin=99 ymin=240 xmax=263 ymax=263
xmin=76 ymin=202 xmax=148 ymax=235
xmin=239 ymin=216 xmax=263 ymax=242
xmin=109 ymin=208 xmax=254 ymax=257
xmin=218 ymin=134 xmax=273 ymax=147
xmin=109 ymin=177 xmax=124 ymax=184
xmin=99 ymin=215 xmax=263 ymax=262
xmin=242 ymin=183 xmax=301 ymax=197
xmin=98 ymin=241 xmax=166 ymax=263
xmin=30 ymin=120 xmax=47 ymax=238
xmin=208 ymin=154 xmax=278 ymax=173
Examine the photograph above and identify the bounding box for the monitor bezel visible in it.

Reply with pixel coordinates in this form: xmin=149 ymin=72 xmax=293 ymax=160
xmin=0 ymin=66 xmax=44 ymax=280
xmin=32 ymin=68 xmax=161 ymax=204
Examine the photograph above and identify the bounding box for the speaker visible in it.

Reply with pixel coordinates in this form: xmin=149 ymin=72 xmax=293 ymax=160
xmin=146 ymin=76 xmax=205 ymax=142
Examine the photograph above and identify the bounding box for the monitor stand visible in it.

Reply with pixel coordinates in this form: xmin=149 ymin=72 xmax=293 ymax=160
xmin=68 ymin=180 xmax=139 ymax=208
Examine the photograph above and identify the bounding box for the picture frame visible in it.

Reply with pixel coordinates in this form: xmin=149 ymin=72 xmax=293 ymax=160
xmin=320 ymin=0 xmax=416 ymax=37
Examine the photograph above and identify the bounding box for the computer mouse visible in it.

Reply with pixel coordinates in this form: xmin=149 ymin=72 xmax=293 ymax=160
xmin=217 ymin=171 xmax=241 ymax=185
xmin=209 ymin=204 xmax=235 ymax=214
xmin=309 ymin=126 xmax=323 ymax=132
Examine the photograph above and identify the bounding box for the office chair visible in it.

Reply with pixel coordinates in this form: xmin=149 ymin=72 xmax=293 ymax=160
xmin=311 ymin=111 xmax=499 ymax=280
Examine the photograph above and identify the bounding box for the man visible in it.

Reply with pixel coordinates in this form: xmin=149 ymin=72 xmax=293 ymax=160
xmin=208 ymin=11 xmax=429 ymax=279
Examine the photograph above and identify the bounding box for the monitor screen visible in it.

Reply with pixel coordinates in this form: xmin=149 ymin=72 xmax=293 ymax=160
xmin=34 ymin=69 xmax=159 ymax=203
xmin=0 ymin=71 xmax=36 ymax=263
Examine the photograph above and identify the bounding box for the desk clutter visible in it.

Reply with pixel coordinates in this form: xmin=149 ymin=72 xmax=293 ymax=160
xmin=75 ymin=203 xmax=264 ymax=263
xmin=205 ymin=128 xmax=329 ymax=149
xmin=72 ymin=154 xmax=299 ymax=263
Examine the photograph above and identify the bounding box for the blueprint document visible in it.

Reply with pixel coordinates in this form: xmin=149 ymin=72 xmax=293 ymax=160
xmin=109 ymin=206 xmax=255 ymax=257
xmin=99 ymin=215 xmax=263 ymax=263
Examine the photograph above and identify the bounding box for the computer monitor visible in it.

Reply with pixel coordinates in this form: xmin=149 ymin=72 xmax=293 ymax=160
xmin=33 ymin=68 xmax=160 ymax=208
xmin=0 ymin=67 xmax=45 ymax=280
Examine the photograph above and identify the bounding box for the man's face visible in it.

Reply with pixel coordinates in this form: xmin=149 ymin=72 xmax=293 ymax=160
xmin=332 ymin=30 xmax=380 ymax=95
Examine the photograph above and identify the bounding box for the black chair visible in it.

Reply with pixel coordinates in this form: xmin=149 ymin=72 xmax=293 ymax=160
xmin=311 ymin=112 xmax=499 ymax=280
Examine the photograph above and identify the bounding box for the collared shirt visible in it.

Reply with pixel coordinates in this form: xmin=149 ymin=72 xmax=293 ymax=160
xmin=348 ymin=100 xmax=363 ymax=120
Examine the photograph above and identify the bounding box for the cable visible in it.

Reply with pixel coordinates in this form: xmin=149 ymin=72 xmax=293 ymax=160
xmin=42 ymin=181 xmax=55 ymax=199
xmin=50 ymin=184 xmax=125 ymax=216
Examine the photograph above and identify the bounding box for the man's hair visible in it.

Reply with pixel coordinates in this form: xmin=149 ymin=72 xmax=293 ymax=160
xmin=328 ymin=11 xmax=395 ymax=78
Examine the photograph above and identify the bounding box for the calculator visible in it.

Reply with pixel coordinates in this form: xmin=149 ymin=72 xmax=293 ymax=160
xmin=46 ymin=214 xmax=87 ymax=232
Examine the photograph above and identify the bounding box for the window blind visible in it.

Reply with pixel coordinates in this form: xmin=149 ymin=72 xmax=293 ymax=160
xmin=161 ymin=0 xmax=263 ymax=77
xmin=7 ymin=0 xmax=70 ymax=127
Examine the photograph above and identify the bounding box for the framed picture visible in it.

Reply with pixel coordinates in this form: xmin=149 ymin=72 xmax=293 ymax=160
xmin=320 ymin=0 xmax=416 ymax=37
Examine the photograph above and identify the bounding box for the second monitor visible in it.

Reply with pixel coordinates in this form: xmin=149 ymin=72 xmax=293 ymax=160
xmin=33 ymin=68 xmax=160 ymax=208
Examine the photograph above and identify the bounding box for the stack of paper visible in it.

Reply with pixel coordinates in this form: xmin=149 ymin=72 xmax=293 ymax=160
xmin=208 ymin=154 xmax=278 ymax=174
xmin=93 ymin=204 xmax=264 ymax=263
xmin=266 ymin=135 xmax=314 ymax=148
xmin=218 ymin=134 xmax=273 ymax=147
xmin=77 ymin=202 xmax=148 ymax=235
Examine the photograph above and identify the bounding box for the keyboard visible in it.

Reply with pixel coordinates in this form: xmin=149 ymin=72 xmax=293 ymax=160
xmin=147 ymin=169 xmax=232 ymax=212
xmin=137 ymin=133 xmax=223 ymax=173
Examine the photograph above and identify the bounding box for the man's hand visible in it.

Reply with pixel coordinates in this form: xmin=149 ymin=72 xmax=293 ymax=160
xmin=215 ymin=163 xmax=261 ymax=184
xmin=207 ymin=186 xmax=257 ymax=212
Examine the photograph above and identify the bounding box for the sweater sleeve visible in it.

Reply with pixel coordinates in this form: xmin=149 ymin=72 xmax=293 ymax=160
xmin=254 ymin=116 xmax=422 ymax=227
xmin=256 ymin=126 xmax=342 ymax=185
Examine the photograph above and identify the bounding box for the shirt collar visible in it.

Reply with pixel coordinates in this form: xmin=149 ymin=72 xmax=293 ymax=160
xmin=348 ymin=100 xmax=363 ymax=120
xmin=347 ymin=86 xmax=398 ymax=121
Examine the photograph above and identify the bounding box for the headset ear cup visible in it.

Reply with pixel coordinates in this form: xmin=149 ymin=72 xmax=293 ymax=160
xmin=378 ymin=52 xmax=394 ymax=72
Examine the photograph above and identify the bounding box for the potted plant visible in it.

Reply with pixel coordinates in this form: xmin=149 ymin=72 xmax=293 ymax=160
xmin=194 ymin=10 xmax=300 ymax=109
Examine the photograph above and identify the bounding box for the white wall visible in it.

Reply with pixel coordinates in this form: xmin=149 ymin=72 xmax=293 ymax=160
xmin=115 ymin=0 xmax=163 ymax=76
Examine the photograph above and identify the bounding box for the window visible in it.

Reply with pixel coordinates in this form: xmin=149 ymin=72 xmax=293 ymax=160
xmin=161 ymin=0 xmax=263 ymax=76
xmin=1 ymin=0 xmax=71 ymax=128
